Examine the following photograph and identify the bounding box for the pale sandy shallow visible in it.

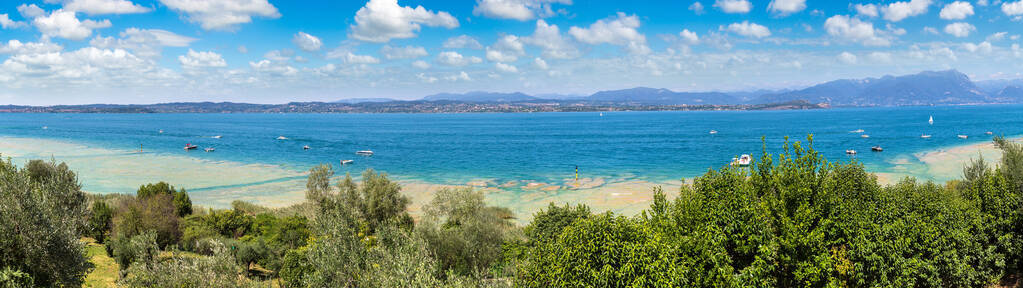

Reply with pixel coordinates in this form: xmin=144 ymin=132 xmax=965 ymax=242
xmin=1 ymin=136 xmax=1016 ymax=222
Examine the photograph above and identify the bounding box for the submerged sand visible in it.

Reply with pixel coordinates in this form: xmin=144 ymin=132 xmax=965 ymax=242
xmin=1 ymin=136 xmax=1017 ymax=222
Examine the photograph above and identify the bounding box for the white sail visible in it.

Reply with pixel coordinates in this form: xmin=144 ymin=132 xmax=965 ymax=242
xmin=928 ymin=116 xmax=933 ymax=125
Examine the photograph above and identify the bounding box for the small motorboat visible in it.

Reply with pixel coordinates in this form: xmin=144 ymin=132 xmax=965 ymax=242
xmin=709 ymin=130 xmax=718 ymax=134
xmin=986 ymin=131 xmax=994 ymax=135
xmin=204 ymin=147 xmax=215 ymax=152
xmin=921 ymin=134 xmax=932 ymax=139
xmin=356 ymin=150 xmax=374 ymax=156
xmin=340 ymin=160 xmax=354 ymax=165
xmin=860 ymin=134 xmax=870 ymax=138
xmin=184 ymin=144 xmax=198 ymax=150
xmin=303 ymin=145 xmax=310 ymax=150
xmin=159 ymin=129 xmax=164 ymax=134
xmin=850 ymin=129 xmax=864 ymax=133
xmin=42 ymin=126 xmax=48 ymax=130
xmin=958 ymin=135 xmax=969 ymax=139
xmin=212 ymin=135 xmax=222 ymax=139
xmin=871 ymin=146 xmax=883 ymax=152
xmin=730 ymin=154 xmax=752 ymax=167
xmin=276 ymin=136 xmax=288 ymax=140
xmin=928 ymin=116 xmax=933 ymax=125
xmin=846 ymin=150 xmax=857 ymax=155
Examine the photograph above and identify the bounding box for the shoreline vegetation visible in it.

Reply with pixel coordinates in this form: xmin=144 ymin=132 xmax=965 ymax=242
xmin=1 ymin=136 xmax=1022 ymax=287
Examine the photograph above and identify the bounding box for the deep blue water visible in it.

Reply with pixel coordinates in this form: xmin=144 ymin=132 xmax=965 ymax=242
xmin=1 ymin=105 xmax=1021 ymax=186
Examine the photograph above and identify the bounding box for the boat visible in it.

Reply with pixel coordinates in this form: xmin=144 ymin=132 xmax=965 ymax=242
xmin=986 ymin=131 xmax=994 ymax=135
xmin=928 ymin=116 xmax=933 ymax=125
xmin=356 ymin=150 xmax=374 ymax=156
xmin=340 ymin=160 xmax=354 ymax=165
xmin=861 ymin=134 xmax=870 ymax=138
xmin=871 ymin=146 xmax=883 ymax=152
xmin=846 ymin=150 xmax=857 ymax=155
xmin=41 ymin=126 xmax=47 ymax=130
xmin=731 ymin=154 xmax=752 ymax=167
xmin=709 ymin=130 xmax=718 ymax=134
xmin=850 ymin=129 xmax=864 ymax=133
xmin=303 ymin=145 xmax=310 ymax=150
xmin=921 ymin=134 xmax=932 ymax=139
xmin=212 ymin=135 xmax=222 ymax=139
xmin=599 ymin=112 xmax=604 ymax=117
xmin=276 ymin=136 xmax=288 ymax=140
xmin=159 ymin=129 xmax=164 ymax=134
xmin=204 ymin=147 xmax=215 ymax=152
xmin=184 ymin=144 xmax=198 ymax=150
xmin=958 ymin=135 xmax=969 ymax=139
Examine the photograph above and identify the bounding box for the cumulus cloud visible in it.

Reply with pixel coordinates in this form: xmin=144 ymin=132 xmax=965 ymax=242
xmin=837 ymin=51 xmax=857 ymax=64
xmin=472 ymin=0 xmax=571 ymax=21
xmin=343 ymin=52 xmax=380 ymax=64
xmin=249 ymin=59 xmax=297 ymax=76
xmin=944 ymin=22 xmax=975 ymax=37
xmin=349 ymin=0 xmax=458 ymax=43
xmin=881 ymin=0 xmax=932 ymax=22
xmin=292 ymin=32 xmax=322 ymax=52
xmin=522 ymin=20 xmax=579 ymax=59
xmin=380 ymin=45 xmax=428 ymax=59
xmin=33 ymin=9 xmax=112 ymax=40
xmin=90 ymin=28 xmax=197 ymax=58
xmin=495 ymin=62 xmax=518 ymax=73
xmin=0 ymin=39 xmax=63 ymax=54
xmin=714 ymin=0 xmax=752 ymax=13
xmin=443 ymin=35 xmax=483 ymax=49
xmin=178 ymin=49 xmax=227 ymax=68
xmin=1004 ymin=1 xmax=1023 ymax=16
xmin=689 ymin=2 xmax=705 ymax=14
xmin=854 ymin=4 xmax=879 ymax=17
xmin=436 ymin=51 xmax=482 ymax=66
xmin=768 ymin=0 xmax=806 ymax=16
xmin=824 ymin=15 xmax=890 ymax=46
xmin=533 ymin=57 xmax=548 ymax=69
xmin=411 ymin=60 xmax=430 ymax=69
xmin=159 ymin=0 xmax=280 ymax=31
xmin=1 ymin=46 xmax=148 ymax=81
xmin=723 ymin=21 xmax=770 ymax=38
xmin=568 ymin=12 xmax=650 ymax=54
xmin=485 ymin=35 xmax=525 ymax=62
xmin=0 ymin=14 xmax=27 ymax=29
xmin=939 ymin=1 xmax=974 ymax=20
xmin=58 ymin=0 xmax=150 ymax=15
xmin=18 ymin=4 xmax=45 ymax=18
xmin=962 ymin=41 xmax=993 ymax=53
xmin=868 ymin=51 xmax=892 ymax=62
xmin=445 ymin=71 xmax=471 ymax=81
xmin=679 ymin=29 xmax=699 ymax=44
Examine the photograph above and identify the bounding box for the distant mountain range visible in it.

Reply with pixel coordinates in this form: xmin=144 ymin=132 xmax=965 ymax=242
xmin=331 ymin=69 xmax=1021 ymax=107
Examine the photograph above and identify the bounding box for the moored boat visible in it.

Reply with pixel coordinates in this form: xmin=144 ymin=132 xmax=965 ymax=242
xmin=204 ymin=147 xmax=215 ymax=152
xmin=184 ymin=143 xmax=198 ymax=150
xmin=276 ymin=136 xmax=288 ymax=140
xmin=958 ymin=135 xmax=968 ymax=139
xmin=709 ymin=130 xmax=718 ymax=134
xmin=340 ymin=160 xmax=354 ymax=165
xmin=871 ymin=146 xmax=883 ymax=152
xmin=356 ymin=150 xmax=374 ymax=156
xmin=860 ymin=134 xmax=869 ymax=138
xmin=921 ymin=134 xmax=932 ymax=139
xmin=986 ymin=131 xmax=993 ymax=135
xmin=850 ymin=129 xmax=864 ymax=133
xmin=730 ymin=154 xmax=752 ymax=167
xmin=303 ymin=145 xmax=310 ymax=150
xmin=846 ymin=149 xmax=857 ymax=155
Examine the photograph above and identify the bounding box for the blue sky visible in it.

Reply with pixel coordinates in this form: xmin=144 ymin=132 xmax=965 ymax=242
xmin=1 ymin=0 xmax=1023 ymax=104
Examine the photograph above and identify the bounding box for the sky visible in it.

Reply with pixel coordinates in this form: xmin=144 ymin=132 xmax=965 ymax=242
xmin=1 ymin=0 xmax=1023 ymax=105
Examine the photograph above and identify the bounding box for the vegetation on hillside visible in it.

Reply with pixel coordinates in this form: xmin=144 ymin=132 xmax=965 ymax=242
xmin=0 ymin=136 xmax=1021 ymax=287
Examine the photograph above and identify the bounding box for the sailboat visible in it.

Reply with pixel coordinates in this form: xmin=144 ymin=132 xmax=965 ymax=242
xmin=928 ymin=116 xmax=933 ymax=125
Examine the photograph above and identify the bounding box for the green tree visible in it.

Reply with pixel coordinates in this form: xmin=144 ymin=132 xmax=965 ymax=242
xmin=418 ymin=187 xmax=516 ymax=277
xmin=88 ymin=200 xmax=115 ymax=243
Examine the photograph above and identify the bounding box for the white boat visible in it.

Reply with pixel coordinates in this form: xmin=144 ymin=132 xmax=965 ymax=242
xmin=986 ymin=131 xmax=994 ymax=135
xmin=709 ymin=130 xmax=718 ymax=134
xmin=204 ymin=147 xmax=215 ymax=152
xmin=41 ymin=126 xmax=47 ymax=130
xmin=871 ymin=146 xmax=883 ymax=152
xmin=928 ymin=116 xmax=933 ymax=125
xmin=861 ymin=134 xmax=870 ymax=138
xmin=184 ymin=144 xmax=198 ymax=150
xmin=850 ymin=129 xmax=864 ymax=133
xmin=303 ymin=145 xmax=310 ymax=150
xmin=846 ymin=150 xmax=857 ymax=155
xmin=958 ymin=135 xmax=968 ymax=139
xmin=921 ymin=134 xmax=932 ymax=139
xmin=599 ymin=112 xmax=604 ymax=117
xmin=340 ymin=160 xmax=354 ymax=165
xmin=731 ymin=154 xmax=752 ymax=167
xmin=159 ymin=129 xmax=164 ymax=134
xmin=356 ymin=150 xmax=374 ymax=156
xmin=212 ymin=135 xmax=222 ymax=139
xmin=276 ymin=136 xmax=288 ymax=140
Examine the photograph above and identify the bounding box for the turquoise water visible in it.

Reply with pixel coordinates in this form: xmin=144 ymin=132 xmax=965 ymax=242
xmin=0 ymin=105 xmax=1021 ymax=194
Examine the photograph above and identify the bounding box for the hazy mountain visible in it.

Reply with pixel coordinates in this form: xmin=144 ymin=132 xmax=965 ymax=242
xmin=422 ymin=91 xmax=539 ymax=102
xmin=755 ymin=70 xmax=990 ymax=106
xmin=533 ymin=93 xmax=587 ymax=100
xmin=587 ymin=87 xmax=740 ymax=105
xmin=976 ymin=79 xmax=1023 ymax=95
xmin=996 ymin=86 xmax=1023 ymax=102
xmin=332 ymin=98 xmax=396 ymax=104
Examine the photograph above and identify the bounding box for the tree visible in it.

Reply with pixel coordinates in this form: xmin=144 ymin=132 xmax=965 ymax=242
xmin=418 ymin=187 xmax=516 ymax=277
xmin=136 ymin=181 xmax=192 ymax=217
xmin=112 ymin=193 xmax=182 ymax=249
xmin=524 ymin=203 xmax=590 ymax=245
xmin=173 ymin=189 xmax=193 ymax=217
xmin=88 ymin=200 xmax=114 ymax=243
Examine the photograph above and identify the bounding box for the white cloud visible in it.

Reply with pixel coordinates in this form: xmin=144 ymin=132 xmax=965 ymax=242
xmin=178 ymin=49 xmax=226 ymax=68
xmin=380 ymin=45 xmax=428 ymax=59
xmin=944 ymin=22 xmax=975 ymax=37
xmin=59 ymin=0 xmax=150 ymax=15
xmin=445 ymin=71 xmax=471 ymax=81
xmin=33 ymin=9 xmax=112 ymax=40
xmin=18 ymin=4 xmax=46 ymax=18
xmin=568 ymin=12 xmax=650 ymax=54
xmin=854 ymin=4 xmax=879 ymax=17
xmin=714 ymin=0 xmax=752 ymax=13
xmin=343 ymin=52 xmax=380 ymax=64
xmin=723 ymin=21 xmax=770 ymax=38
xmin=987 ymin=32 xmax=1008 ymax=41
xmin=411 ymin=60 xmax=430 ymax=69
xmin=292 ymin=32 xmax=322 ymax=52
xmin=472 ymin=0 xmax=571 ymax=21
xmin=824 ymin=15 xmax=890 ymax=46
xmin=159 ymin=0 xmax=280 ymax=31
xmin=962 ymin=41 xmax=993 ymax=53
xmin=522 ymin=20 xmax=579 ymax=59
xmin=1 ymin=47 xmax=149 ymax=81
xmin=689 ymin=2 xmax=705 ymax=14
xmin=90 ymin=28 xmax=197 ymax=58
xmin=679 ymin=29 xmax=699 ymax=44
xmin=837 ymin=51 xmax=857 ymax=64
xmin=495 ymin=62 xmax=518 ymax=73
xmin=923 ymin=26 xmax=940 ymax=35
xmin=939 ymin=1 xmax=973 ymax=20
xmin=768 ymin=0 xmax=806 ymax=16
xmin=485 ymin=35 xmax=525 ymax=62
xmin=436 ymin=51 xmax=482 ymax=66
xmin=533 ymin=57 xmax=548 ymax=69
xmin=1004 ymin=1 xmax=1023 ymax=16
xmin=881 ymin=0 xmax=932 ymax=22
xmin=0 ymin=39 xmax=63 ymax=54
xmin=349 ymin=0 xmax=458 ymax=43
xmin=868 ymin=51 xmax=892 ymax=62
xmin=249 ymin=59 xmax=297 ymax=76
xmin=0 ymin=14 xmax=26 ymax=29
xmin=237 ymin=45 xmax=248 ymax=53
xmin=443 ymin=35 xmax=483 ymax=49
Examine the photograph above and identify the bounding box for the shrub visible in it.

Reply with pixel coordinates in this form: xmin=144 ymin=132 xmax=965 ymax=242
xmin=418 ymin=187 xmax=516 ymax=277
xmin=112 ymin=193 xmax=182 ymax=248
xmin=87 ymin=200 xmax=114 ymax=243
xmin=109 ymin=231 xmax=160 ymax=271
xmin=119 ymin=240 xmax=257 ymax=287
xmin=0 ymin=267 xmax=33 ymax=288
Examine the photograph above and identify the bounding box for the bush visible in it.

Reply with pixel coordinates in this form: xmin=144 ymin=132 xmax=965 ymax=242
xmin=0 ymin=267 xmax=33 ymax=288
xmin=418 ymin=187 xmax=516 ymax=277
xmin=524 ymin=203 xmax=590 ymax=245
xmin=87 ymin=200 xmax=114 ymax=243
xmin=113 ymin=193 xmax=182 ymax=248
xmin=109 ymin=231 xmax=160 ymax=271
xmin=119 ymin=240 xmax=257 ymax=287
xmin=137 ymin=182 xmax=192 ymax=217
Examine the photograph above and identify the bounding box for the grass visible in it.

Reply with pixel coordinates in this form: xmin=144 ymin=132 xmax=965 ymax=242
xmin=82 ymin=238 xmax=119 ymax=288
